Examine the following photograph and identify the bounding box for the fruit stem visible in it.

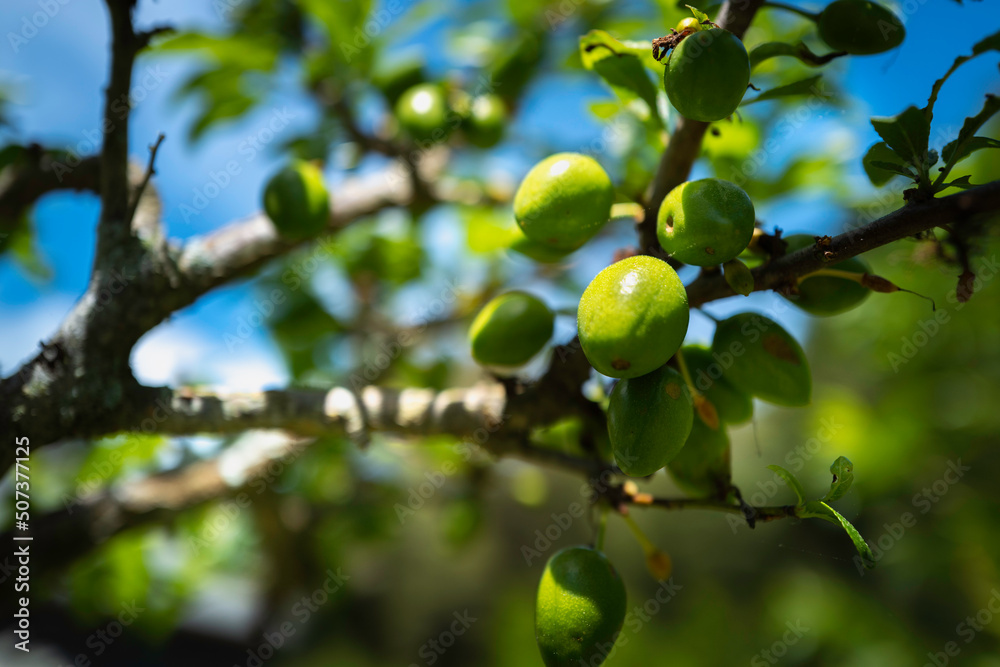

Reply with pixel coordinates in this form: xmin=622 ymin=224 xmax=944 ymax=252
xmin=763 ymin=1 xmax=819 ymax=21
xmin=610 ymin=202 xmax=645 ymax=220
xmin=594 ymin=507 xmax=608 ymax=552
xmin=620 ymin=512 xmax=656 ymax=555
xmin=673 ymin=348 xmax=702 ymax=399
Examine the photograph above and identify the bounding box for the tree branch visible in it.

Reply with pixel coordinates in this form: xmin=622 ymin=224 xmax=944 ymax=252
xmin=685 ymin=180 xmax=1000 ymax=307
xmin=640 ymin=0 xmax=768 ymax=252
xmin=0 ymin=147 xmax=100 ymax=233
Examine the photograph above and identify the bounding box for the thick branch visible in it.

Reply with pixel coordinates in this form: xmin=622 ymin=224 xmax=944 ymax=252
xmin=129 ymin=383 xmax=508 ymax=444
xmin=640 ymin=0 xmax=767 ymax=252
xmin=686 ymin=180 xmax=1000 ymax=307
xmin=95 ymin=0 xmax=141 ymax=264
xmin=0 ymin=147 xmax=100 ymax=232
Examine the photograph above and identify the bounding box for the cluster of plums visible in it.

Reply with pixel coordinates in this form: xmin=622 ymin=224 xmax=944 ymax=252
xmin=467 ymin=4 xmax=901 ymax=665
xmin=255 ymin=5 xmax=903 ymax=667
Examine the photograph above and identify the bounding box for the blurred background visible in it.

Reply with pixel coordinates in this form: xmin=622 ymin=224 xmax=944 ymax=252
xmin=1 ymin=0 xmax=999 ymax=664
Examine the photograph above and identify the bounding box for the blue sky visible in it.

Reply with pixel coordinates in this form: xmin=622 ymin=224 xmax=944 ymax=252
xmin=0 ymin=0 xmax=998 ymax=390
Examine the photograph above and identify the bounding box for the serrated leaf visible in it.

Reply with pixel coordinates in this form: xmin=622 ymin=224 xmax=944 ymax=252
xmin=767 ymin=465 xmax=807 ymax=506
xmin=742 ymin=75 xmax=826 ymax=105
xmin=822 ymin=456 xmax=854 ymax=502
xmin=798 ymin=501 xmax=875 ymax=569
xmin=863 ymin=142 xmax=910 ymax=186
xmin=941 ymin=95 xmax=1000 ymax=169
xmin=579 ymin=30 xmax=662 ymax=126
xmin=686 ymin=4 xmax=712 ymax=24
xmin=749 ymin=41 xmax=844 ymax=69
xmin=870 ymin=106 xmax=930 ymax=169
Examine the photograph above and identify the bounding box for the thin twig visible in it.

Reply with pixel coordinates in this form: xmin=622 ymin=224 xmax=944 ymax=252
xmin=127 ymin=132 xmax=165 ymax=224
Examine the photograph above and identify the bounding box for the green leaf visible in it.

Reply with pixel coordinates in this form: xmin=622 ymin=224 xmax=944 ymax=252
xmin=941 ymin=175 xmax=978 ymax=190
xmin=943 ymin=135 xmax=1000 ymax=166
xmin=685 ymin=4 xmax=712 ymax=24
xmin=798 ymin=501 xmax=875 ymax=569
xmin=767 ymin=465 xmax=807 ymax=506
xmin=924 ymin=28 xmax=1000 ymax=121
xmin=941 ymin=95 xmax=1000 ymax=169
xmin=579 ymin=30 xmax=662 ymax=126
xmin=3 ymin=215 xmax=51 ymax=280
xmin=749 ymin=41 xmax=845 ymax=69
xmin=822 ymin=456 xmax=854 ymax=502
xmin=870 ymin=106 xmax=930 ymax=169
xmin=863 ymin=142 xmax=911 ymax=186
xmin=742 ymin=75 xmax=827 ymax=105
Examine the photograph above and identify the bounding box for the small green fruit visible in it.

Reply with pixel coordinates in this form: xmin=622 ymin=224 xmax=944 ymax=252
xmin=711 ymin=312 xmax=811 ymax=407
xmin=578 ymin=256 xmax=689 ymax=379
xmin=469 ymin=292 xmax=554 ymax=367
xmin=262 ymin=161 xmax=330 ymax=240
xmin=681 ymin=345 xmax=753 ymax=425
xmin=657 ymin=178 xmax=755 ymax=266
xmin=676 ymin=16 xmax=703 ymax=32
xmin=781 ymin=234 xmax=871 ymax=316
xmin=514 ymin=153 xmax=614 ymax=251
xmin=666 ymin=416 xmax=731 ymax=497
xmin=608 ymin=366 xmax=694 ymax=477
xmin=664 ymin=27 xmax=750 ymax=122
xmin=818 ymin=0 xmax=905 ymax=55
xmin=535 ymin=547 xmax=627 ymax=667
xmin=395 ymin=83 xmax=452 ymax=142
xmin=463 ymin=94 xmax=506 ymax=148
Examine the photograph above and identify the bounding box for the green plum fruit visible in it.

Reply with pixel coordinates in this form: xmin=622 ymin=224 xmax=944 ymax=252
xmin=818 ymin=0 xmax=905 ymax=55
xmin=469 ymin=292 xmax=554 ymax=367
xmin=513 ymin=153 xmax=614 ymax=251
xmin=711 ymin=312 xmax=811 ymax=406
xmin=657 ymin=178 xmax=755 ymax=266
xmin=395 ymin=83 xmax=452 ymax=142
xmin=578 ymin=255 xmax=689 ymax=379
xmin=463 ymin=94 xmax=506 ymax=148
xmin=780 ymin=234 xmax=871 ymax=316
xmin=664 ymin=27 xmax=750 ymax=122
xmin=608 ymin=366 xmax=694 ymax=477
xmin=535 ymin=546 xmax=627 ymax=667
xmin=262 ymin=160 xmax=330 ymax=240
